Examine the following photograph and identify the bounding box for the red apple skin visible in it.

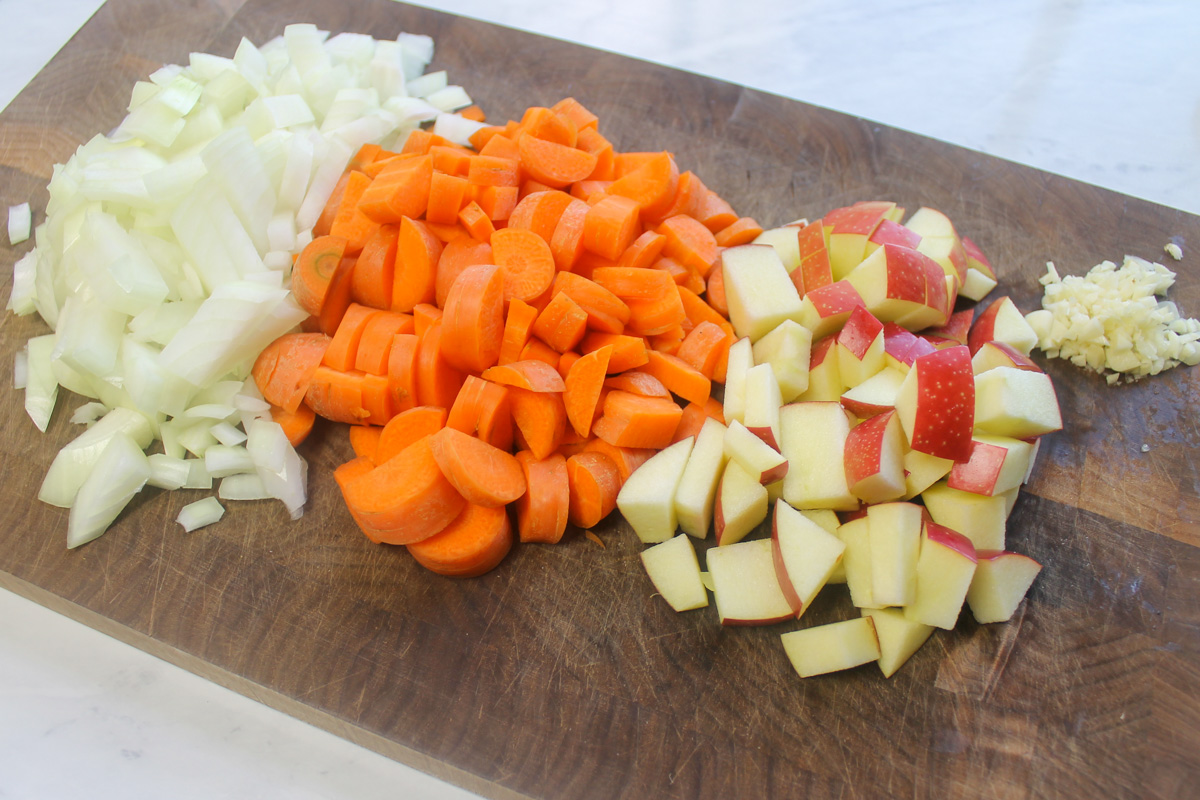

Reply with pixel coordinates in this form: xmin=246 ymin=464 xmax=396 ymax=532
xmin=967 ymin=296 xmax=1024 ymax=355
xmin=880 ymin=244 xmax=929 ymax=303
xmin=927 ymin=308 xmax=975 ymax=346
xmin=921 ymin=257 xmax=952 ymax=321
xmin=977 ymin=341 xmax=1043 ymax=372
xmin=840 ymin=395 xmax=893 ymax=419
xmin=796 ymin=221 xmax=833 ymax=296
xmin=810 ymin=335 xmax=837 ymax=369
xmin=961 ymin=236 xmax=997 ymax=280
xmin=840 ymin=507 xmax=868 ymax=523
xmin=758 ymin=459 xmax=789 ymax=486
xmin=924 ymin=521 xmax=978 ymax=562
xmin=808 ymin=279 xmax=866 ymax=316
xmin=843 ymin=409 xmax=898 ymax=490
xmin=946 ymin=439 xmax=1009 ymax=495
xmin=770 ymin=510 xmax=805 ymax=616
xmin=907 ymin=346 xmax=975 ymax=462
xmin=883 ymin=322 xmax=920 ymax=363
xmin=836 ymin=305 xmax=885 ymax=360
xmin=906 ymin=335 xmax=938 ymax=363
xmin=869 ymin=219 xmax=921 ymax=250
xmin=825 ymin=201 xmax=895 ymax=235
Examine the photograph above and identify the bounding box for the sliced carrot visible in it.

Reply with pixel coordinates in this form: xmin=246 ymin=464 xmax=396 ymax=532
xmin=705 ymin=261 xmax=729 ymax=317
xmin=651 ymin=255 xmax=691 ymax=288
xmin=440 ymin=264 xmax=506 ymax=373
xmin=517 ymin=133 xmax=597 ymax=189
xmin=618 ymin=230 xmax=667 ymax=271
xmin=428 ymin=426 xmax=526 ymax=508
xmin=509 ymin=388 xmax=567 ymax=460
xmin=435 ymin=237 xmax=494 ymax=308
xmin=474 ymin=184 xmax=519 ymax=222
xmin=551 ymin=97 xmax=598 ymax=133
xmin=571 ymin=180 xmax=613 ymax=204
xmin=349 ymin=424 xmax=383 ymax=462
xmin=352 ymin=223 xmax=399 ymax=309
xmin=339 ymin=435 xmax=466 ymax=545
xmin=520 ymin=337 xmax=560 ymax=367
xmin=468 ymin=124 xmax=507 ymax=151
xmin=252 ymin=332 xmax=332 ymax=414
xmin=358 ymin=155 xmax=433 ymax=224
xmin=355 ymin=311 xmax=414 ymax=375
xmin=514 ymin=451 xmax=570 ymax=544
xmin=328 ymin=170 xmax=377 ymax=254
xmin=581 ymin=438 xmax=654 ymax=483
xmin=670 ymin=401 xmax=709 ymax=445
xmin=551 ymin=272 xmax=630 ymax=333
xmin=657 ymin=214 xmax=720 ymax=277
xmin=603 ymin=370 xmax=671 ymax=398
xmin=715 ymin=216 xmax=764 ymax=247
xmin=521 ymin=106 xmax=578 ymax=146
xmin=678 ymin=284 xmax=729 ymax=329
xmin=580 ymin=332 xmax=649 ymax=373
xmin=400 ymin=129 xmax=438 ymax=156
xmin=641 ymin=349 xmax=711 ymax=406
xmin=429 ymin=144 xmax=472 ymax=176
xmin=491 ymin=227 xmax=556 ymax=303
xmin=583 ymin=194 xmax=641 ymax=261
xmin=481 ymin=359 xmax=566 ymax=392
xmin=676 ymin=319 xmax=732 ymax=380
xmin=386 ymin=332 xmax=420 ymax=413
xmin=407 ymin=502 xmax=513 ymax=577
xmin=290 ymin=235 xmax=350 ymax=318
xmin=648 ymin=170 xmax=705 ymax=224
xmin=478 ymin=132 xmax=521 ymax=161
xmin=360 ymin=373 xmax=392 ymax=425
xmin=563 ymin=344 xmax=611 ymax=438
xmin=592 ymin=390 xmax=683 ymax=450
xmin=508 ymin=190 xmax=575 ymax=243
xmin=304 ymin=365 xmax=369 ymax=424
xmin=499 ymin=298 xmax=540 ymax=366
xmin=458 ymin=104 xmax=487 ymax=123
xmin=314 ymin=172 xmax=350 ymax=238
xmin=270 ymin=401 xmax=317 ymax=447
xmin=576 ymin=127 xmax=615 ymax=181
xmin=520 ymin=178 xmax=557 ymax=199
xmin=447 ymin=375 xmax=513 ymax=451
xmin=458 ymin=200 xmax=496 ymax=242
xmin=566 ymin=451 xmax=621 ymax=528
xmin=392 ymin=217 xmax=443 ymax=312
xmin=531 ymin=290 xmax=588 ymax=353
xmin=425 ymin=220 xmax=471 ymax=243
xmin=696 ymin=189 xmax=738 ymax=233
xmin=612 ymin=152 xmax=663 ymax=178
xmin=606 ymin=152 xmax=679 ymax=220
xmin=467 ymin=154 xmax=520 ymax=188
xmin=376 ymin=405 xmax=448 ymax=464
xmin=323 ymin=303 xmax=382 ymax=372
xmin=415 ymin=318 xmax=466 ymax=409
xmin=413 ymin=302 xmax=443 ymax=338
xmin=316 ymin=255 xmax=358 ymax=336
xmin=425 ymin=171 xmax=469 ymax=225
xmin=549 ymin=197 xmax=590 ymax=272
xmin=648 ymin=324 xmax=687 ymax=355
xmin=592 ymin=265 xmax=675 ymax=301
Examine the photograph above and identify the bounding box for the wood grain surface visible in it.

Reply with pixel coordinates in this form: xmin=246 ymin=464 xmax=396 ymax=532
xmin=2 ymin=1 xmax=1199 ymax=798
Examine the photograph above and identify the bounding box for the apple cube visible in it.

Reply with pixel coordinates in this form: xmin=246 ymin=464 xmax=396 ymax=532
xmin=752 ymin=319 xmax=812 ymax=402
xmin=742 ymin=362 xmax=783 ymax=449
xmin=796 ymin=280 xmax=866 ymax=340
xmin=795 ymin=336 xmax=842 ymax=402
xmin=673 ymin=417 xmax=728 ymax=539
xmin=866 ymin=215 xmax=921 ymax=250
xmin=974 ymin=366 xmax=1063 ymax=438
xmin=904 ymin=206 xmax=967 ymax=287
xmin=835 ymin=305 xmax=886 ymax=388
xmin=771 ymin=501 xmax=845 ymax=617
xmin=924 ymin=308 xmax=974 ymax=348
xmin=904 ymin=521 xmax=977 ymax=629
xmin=616 ymin=436 xmax=694 ymax=543
xmin=959 ymin=235 xmax=998 ymax=302
xmin=866 ymin=501 xmax=923 ymax=607
xmin=971 ymin=340 xmax=1043 ymax=375
xmin=751 ymin=224 xmax=804 ymax=273
xmin=640 ymin=533 xmax=709 ymax=612
xmin=802 ymin=509 xmax=846 ymax=584
xmin=779 ymin=401 xmax=857 ymax=510
xmin=921 ymin=480 xmax=1007 ymax=550
xmin=902 ymin=448 xmax=955 ymax=500
xmin=843 ymin=410 xmax=906 ymax=504
xmin=781 ymin=617 xmax=881 ymax=678
xmin=724 ymin=419 xmax=788 ymax=485
xmin=721 ymin=336 xmax=754 ymax=425
xmin=861 ymin=607 xmax=935 ymax=678
xmin=844 ymin=245 xmax=928 ymax=326
xmin=795 ymin=219 xmax=834 ymax=296
xmin=946 ymin=434 xmax=1033 ymax=496
xmin=824 ymin=201 xmax=897 ymax=279
xmin=1023 ymin=436 xmax=1042 ymax=484
xmin=840 ymin=366 xmax=906 ymax=418
xmin=707 ymin=537 xmax=795 ymax=625
xmin=838 ymin=516 xmax=881 ymax=610
xmin=721 ymin=244 xmax=805 ymax=342
xmin=894 ymin=345 xmax=975 ymax=462
xmin=966 ymin=549 xmax=1043 ymax=623
xmin=714 ymin=458 xmax=770 ymax=546
xmin=967 ymin=296 xmax=1039 ymax=356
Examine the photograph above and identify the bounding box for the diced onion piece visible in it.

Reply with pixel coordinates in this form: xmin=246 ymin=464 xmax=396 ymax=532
xmin=204 ymin=443 xmax=255 ymax=477
xmin=66 ymin=432 xmax=151 ymax=548
xmin=432 ymin=112 xmax=486 ymax=146
xmin=24 ymin=334 xmax=59 ymax=433
xmin=211 ymin=420 xmax=247 ymax=446
xmin=148 ymin=453 xmax=192 ymax=490
xmin=405 ymin=69 xmax=445 ymax=99
xmin=8 ymin=202 xmax=31 ymax=244
xmin=13 ymin=346 xmax=28 ymax=390
xmin=184 ymin=458 xmax=213 ymax=489
xmin=177 ymin=496 xmax=225 ymax=532
xmin=246 ymin=417 xmax=307 ymax=518
xmin=219 ymin=472 xmax=271 ymax=500
xmin=39 ymin=406 xmax=154 ymax=507
xmin=425 ymin=85 xmax=471 ymax=113
xmin=70 ymin=402 xmax=109 ymax=426
xmin=7 ymin=249 xmax=38 ymax=316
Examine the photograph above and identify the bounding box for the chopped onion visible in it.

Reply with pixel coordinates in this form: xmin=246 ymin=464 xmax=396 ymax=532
xmin=39 ymin=406 xmax=154 ymax=507
xmin=24 ymin=334 xmax=58 ymax=432
xmin=148 ymin=453 xmax=191 ymax=490
xmin=177 ymin=496 xmax=225 ymax=532
xmin=204 ymin=444 xmax=255 ymax=477
xmin=184 ymin=458 xmax=213 ymax=489
xmin=211 ymin=420 xmax=247 ymax=446
xmin=69 ymin=402 xmax=108 ymax=426
xmin=246 ymin=418 xmax=306 ymax=518
xmin=8 ymin=202 xmax=31 ymax=244
xmin=67 ymin=432 xmax=150 ymax=549
xmin=13 ymin=347 xmax=28 ymax=390
xmin=7 ymin=250 xmax=38 ymax=315
xmin=218 ymin=472 xmax=271 ymax=500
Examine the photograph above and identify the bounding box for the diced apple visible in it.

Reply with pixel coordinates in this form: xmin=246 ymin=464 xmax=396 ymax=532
xmin=707 ymin=537 xmax=795 ymax=625
xmin=861 ymin=607 xmax=934 ymax=678
xmin=865 ymin=218 xmax=921 ymax=257
xmin=779 ymin=401 xmax=857 ymax=510
xmin=724 ymin=419 xmax=788 ymax=485
xmin=966 ymin=549 xmax=1043 ymax=623
xmin=840 ymin=366 xmax=906 ymax=418
xmin=796 ymin=279 xmax=865 ymax=340
xmin=835 ymin=305 xmax=886 ymax=388
xmin=921 ymin=480 xmax=1007 ymax=550
xmin=967 ymin=296 xmax=1039 ymax=356
xmin=959 ymin=235 xmax=998 ymax=301
xmin=713 ymin=458 xmax=770 ymax=546
xmin=843 ymin=245 xmax=929 ymax=326
xmin=640 ymin=533 xmax=709 ymax=612
xmin=795 ymin=336 xmax=842 ymax=402
xmin=616 ymin=436 xmax=694 ymax=543
xmin=974 ymin=366 xmax=1063 ymax=438
xmin=795 ymin=219 xmax=833 ymax=296
xmin=721 ymin=244 xmax=805 ymax=342
xmin=742 ymin=363 xmax=783 ymax=449
xmin=1023 ymin=436 xmax=1042 ymax=484
xmin=866 ymin=501 xmax=923 ymax=607
xmin=893 ymin=345 xmax=975 ymax=462
xmin=824 ymin=201 xmax=897 ymax=279
xmin=752 ymin=223 xmax=805 ymax=273
xmin=838 ymin=516 xmax=881 ymax=610
xmin=751 ymin=319 xmax=812 ymax=402
xmin=904 ymin=521 xmax=977 ymax=630
xmin=902 ymin=447 xmax=954 ymax=500
xmin=721 ymin=336 xmax=754 ymax=425
xmin=843 ymin=410 xmax=906 ymax=504
xmin=904 ymin=206 xmax=968 ymax=288
xmin=971 ymin=340 xmax=1043 ymax=375
xmin=771 ymin=500 xmax=845 ymax=617
xmin=781 ymin=617 xmax=881 ymax=678
xmin=673 ymin=417 xmax=728 ymax=539
xmin=924 ymin=308 xmax=974 ymax=348
xmin=946 ymin=434 xmax=1033 ymax=496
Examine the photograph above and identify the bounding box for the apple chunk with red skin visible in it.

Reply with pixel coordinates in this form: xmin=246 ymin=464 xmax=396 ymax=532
xmin=771 ymin=500 xmax=845 ymax=618
xmin=972 ymin=340 xmax=1042 ymax=375
xmin=974 ymin=366 xmax=1063 ymax=439
xmin=780 ymin=616 xmax=881 ymax=678
xmin=707 ymin=537 xmax=795 ymax=625
xmin=721 ymin=244 xmax=805 ymax=342
xmin=741 ymin=362 xmax=783 ymax=449
xmin=840 ymin=366 xmax=906 ymax=418
xmin=714 ymin=458 xmax=770 ymax=546
xmin=946 ymin=434 xmax=1033 ymax=496
xmin=959 ymin=235 xmax=999 ymax=302
xmin=794 ymin=219 xmax=834 ymax=296
xmin=835 ymin=305 xmax=886 ymax=388
xmin=797 ymin=279 xmax=866 ymax=340
xmin=724 ymin=419 xmax=788 ymax=486
xmin=904 ymin=521 xmax=978 ymax=630
xmin=796 ymin=335 xmax=842 ymax=402
xmin=824 ymin=201 xmax=898 ymax=279
xmin=752 ymin=223 xmax=805 ymax=273
xmin=894 ymin=345 xmax=976 ymax=463
xmin=967 ymin=295 xmax=1039 ymax=356
xmin=966 ymin=549 xmax=1043 ymax=623
xmin=673 ymin=417 xmax=728 ymax=539
xmin=843 ymin=409 xmax=906 ymax=504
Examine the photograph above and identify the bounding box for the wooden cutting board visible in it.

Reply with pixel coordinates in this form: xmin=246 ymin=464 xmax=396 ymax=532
xmin=2 ymin=1 xmax=1198 ymax=797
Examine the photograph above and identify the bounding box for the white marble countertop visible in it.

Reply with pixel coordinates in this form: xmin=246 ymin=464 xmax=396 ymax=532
xmin=1 ymin=1 xmax=1196 ymax=798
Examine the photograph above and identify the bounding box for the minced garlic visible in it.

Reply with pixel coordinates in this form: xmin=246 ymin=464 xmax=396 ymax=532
xmin=1024 ymin=255 xmax=1200 ymax=384
xmin=1165 ymin=242 xmax=1183 ymax=261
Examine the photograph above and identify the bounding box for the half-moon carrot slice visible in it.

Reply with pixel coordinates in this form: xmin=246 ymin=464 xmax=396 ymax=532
xmin=407 ymin=502 xmax=513 ymax=577
xmin=428 ymin=426 xmax=526 ymax=508
xmin=566 ymin=451 xmax=622 ymax=529
xmin=252 ymin=332 xmax=332 ymax=414
xmin=563 ymin=344 xmax=611 ymax=439
xmin=482 ymin=359 xmax=566 ymax=392
xmin=291 ymin=235 xmax=350 ymax=318
xmin=376 ymin=405 xmax=447 ymax=465
xmin=514 ymin=451 xmax=570 ymax=544
xmin=270 ymin=402 xmax=317 ymax=448
xmin=517 ymin=133 xmax=598 ymax=189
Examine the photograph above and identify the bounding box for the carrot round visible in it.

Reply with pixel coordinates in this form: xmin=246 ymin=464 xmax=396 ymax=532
xmin=508 ymin=189 xmax=576 ymax=243
xmin=328 ymin=170 xmax=377 ymax=254
xmin=531 ymin=290 xmax=588 ymax=353
xmin=355 ymin=311 xmax=415 ymax=376
xmin=440 ymin=264 xmax=506 ymax=373
xmin=415 ymin=318 xmax=466 ymax=409
xmin=291 ymin=235 xmax=350 ymax=318
xmin=520 ymin=337 xmax=560 ymax=368
xmin=376 ymin=405 xmax=448 ymax=464
xmin=514 ymin=451 xmax=570 ymax=544
xmin=563 ymin=344 xmax=611 ymax=439
xmin=322 ymin=303 xmax=382 ymax=372
xmin=339 ymin=435 xmax=466 ymax=545
xmin=270 ymin=402 xmax=317 ymax=447
xmin=252 ymin=332 xmax=332 ymax=414
xmin=549 ymin=197 xmax=590 ymax=272
xmin=428 ymin=426 xmax=527 ymax=508
xmin=425 ymin=171 xmax=469 ymax=226
xmin=352 ymin=223 xmax=399 ymax=309
xmin=696 ymin=189 xmax=738 ymax=232
xmin=566 ymin=451 xmax=621 ymax=529
xmin=705 ymin=261 xmax=729 ymax=317
xmin=519 ymin=106 xmax=577 ymax=147
xmin=314 ymin=173 xmax=350 ymax=238
xmin=648 ymin=170 xmax=705 ymax=224
xmin=386 ymin=332 xmax=420 ymax=413
xmin=358 ymin=154 xmax=433 ymax=223
xmin=676 ymin=319 xmax=733 ymax=380
xmin=407 ymin=502 xmax=513 ymax=577
xmin=641 ymin=349 xmax=712 ymax=406
xmin=603 ymin=370 xmax=671 ymax=399
xmin=657 ymin=214 xmax=720 ymax=277
xmin=592 ymin=390 xmax=683 ymax=450
xmin=447 ymin=375 xmax=513 ymax=451
xmin=348 ymin=424 xmax=383 ymax=462
xmin=517 ymin=133 xmax=598 ymax=189
xmin=551 ymin=272 xmax=630 ymax=333
xmin=579 ymin=332 xmax=649 ymax=373
xmin=550 ymin=97 xmax=598 ymax=132
xmin=509 ymin=387 xmax=567 ymax=460
xmin=618 ymin=230 xmax=667 ymax=271
xmin=316 ymin=255 xmax=358 ymax=336
xmin=499 ymin=298 xmax=540 ymax=366
xmin=491 ymin=227 xmax=556 ymax=303
xmin=392 ymin=217 xmax=444 ymax=312
xmin=482 ymin=359 xmax=566 ymax=393
xmin=583 ymin=195 xmax=641 ymax=261
xmin=435 ymin=237 xmax=494 ymax=308
xmin=715 ymin=217 xmax=764 ymax=247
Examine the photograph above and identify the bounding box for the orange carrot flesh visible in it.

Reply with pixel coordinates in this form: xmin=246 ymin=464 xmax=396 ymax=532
xmin=478 ymin=132 xmax=521 ymax=161
xmin=517 ymin=133 xmax=598 ymax=189
xmin=360 ymin=372 xmax=393 ymax=426
xmin=291 ymin=235 xmax=350 ymax=317
xmin=583 ymin=195 xmax=641 ymax=261
xmin=581 ymin=438 xmax=654 ymax=483
xmin=670 ymin=401 xmax=709 ymax=445
xmin=314 ymin=172 xmax=351 ymax=238
xmin=340 ymin=435 xmax=466 ymax=545
xmin=590 ymin=265 xmax=676 ymax=301
xmin=316 ymin=255 xmax=358 ymax=336
xmin=715 ymin=217 xmax=764 ymax=247
xmin=385 ymin=332 xmax=420 ymax=414
xmin=531 ymin=290 xmax=589 ymax=353
xmin=459 ymin=200 xmax=497 ymax=241
xmin=440 ymin=264 xmax=506 ymax=373
xmin=642 ymin=349 xmax=712 ymax=406
xmin=550 ymin=272 xmax=630 ymax=333
xmin=618 ymin=230 xmax=668 ymax=271
xmin=657 ymin=214 xmax=720 ymax=277
xmin=649 ymin=170 xmax=705 ymax=224
xmin=425 ymin=171 xmax=469 ymax=225
xmin=428 ymin=426 xmax=527 ymax=508
xmin=563 ymin=344 xmax=611 ymax=439
xmin=705 ymin=261 xmax=729 ymax=317
xmin=678 ymin=284 xmax=729 ymax=330
xmin=328 ymin=170 xmax=377 ymax=254
xmin=415 ymin=318 xmax=467 ymax=409
xmin=391 ymin=217 xmax=444 ymax=312
xmin=603 ymin=370 xmax=671 ymax=399
xmin=358 ymin=155 xmax=433 ymax=223
xmin=623 ymin=287 xmax=687 ymax=337
xmin=481 ymin=359 xmax=567 ymax=393
xmin=322 ymin=302 xmax=382 ymax=372
xmin=407 ymin=502 xmax=513 ymax=578
xmin=499 ymin=298 xmax=540 ymax=366
xmin=413 ymin=302 xmax=443 ymax=338
xmin=520 ymin=337 xmax=560 ymax=367
xmin=606 ymin=152 xmax=679 ymax=220
xmin=491 ymin=227 xmax=556 ymax=303
xmin=270 ymin=402 xmax=317 ymax=447
xmin=446 ymin=375 xmax=513 ymax=451
xmin=508 ymin=189 xmax=576 ymax=243
xmin=519 ymin=106 xmax=577 ymax=147
xmin=580 ymin=332 xmax=649 ymax=373
xmin=676 ymin=319 xmax=733 ymax=380
xmin=429 ymin=145 xmax=472 ymax=177
xmin=351 ymin=223 xmax=399 ymax=309
xmin=304 ymin=365 xmax=370 ymax=424
xmin=549 ymin=197 xmax=590 ymax=272
xmin=355 ymin=311 xmax=415 ymax=376
xmin=376 ymin=405 xmax=448 ymax=465
xmin=348 ymin=424 xmax=383 ymax=462
xmin=592 ymin=390 xmax=683 ymax=450
xmin=551 ymin=97 xmax=599 ymax=133
xmin=514 ymin=451 xmax=570 ymax=544
xmin=435 ymin=237 xmax=494 ymax=308
xmin=648 ymin=324 xmax=687 ymax=355
xmin=252 ymin=332 xmax=332 ymax=414
xmin=566 ymin=451 xmax=621 ymax=529
xmin=696 ymin=189 xmax=738 ymax=232
xmin=509 ymin=387 xmax=567 ymax=460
